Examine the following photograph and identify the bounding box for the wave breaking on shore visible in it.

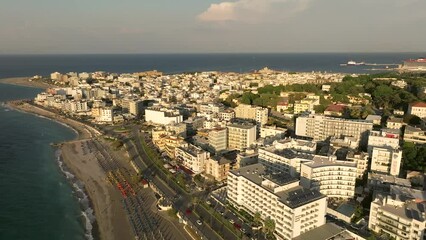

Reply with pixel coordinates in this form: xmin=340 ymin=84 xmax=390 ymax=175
xmin=56 ymin=149 xmax=96 ymax=240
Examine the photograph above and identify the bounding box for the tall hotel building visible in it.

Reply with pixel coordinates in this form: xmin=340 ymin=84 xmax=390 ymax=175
xmin=296 ymin=115 xmax=373 ymax=144
xmin=227 ymin=122 xmax=256 ymax=150
xmin=227 ymin=163 xmax=327 ymax=240
xmin=300 ymin=156 xmax=357 ymax=198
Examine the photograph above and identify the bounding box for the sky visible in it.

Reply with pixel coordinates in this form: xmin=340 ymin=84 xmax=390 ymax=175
xmin=1 ymin=0 xmax=425 ymax=54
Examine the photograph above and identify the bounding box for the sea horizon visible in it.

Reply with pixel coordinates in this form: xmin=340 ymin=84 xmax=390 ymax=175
xmin=1 ymin=52 xmax=425 ymax=79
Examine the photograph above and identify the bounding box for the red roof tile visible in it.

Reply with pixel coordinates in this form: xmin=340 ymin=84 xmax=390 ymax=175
xmin=411 ymin=102 xmax=426 ymax=108
xmin=325 ymin=104 xmax=347 ymax=112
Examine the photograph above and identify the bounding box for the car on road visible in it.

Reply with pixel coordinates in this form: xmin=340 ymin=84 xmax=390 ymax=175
xmin=229 ymin=219 xmax=235 ymax=224
xmin=241 ymin=228 xmax=247 ymax=233
xmin=196 ymin=220 xmax=203 ymax=225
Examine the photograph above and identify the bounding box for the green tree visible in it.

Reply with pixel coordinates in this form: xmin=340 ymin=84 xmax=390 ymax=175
xmin=253 ymin=212 xmax=262 ymax=226
xmin=404 ymin=114 xmax=421 ymax=125
xmin=263 ymin=218 xmax=276 ymax=239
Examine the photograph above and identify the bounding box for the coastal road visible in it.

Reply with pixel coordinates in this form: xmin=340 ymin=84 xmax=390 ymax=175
xmin=126 ymin=128 xmax=241 ymax=240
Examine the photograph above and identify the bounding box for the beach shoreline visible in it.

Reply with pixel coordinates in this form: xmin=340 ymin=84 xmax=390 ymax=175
xmin=0 ymin=77 xmax=55 ymax=89
xmin=6 ymin=101 xmax=134 ymax=240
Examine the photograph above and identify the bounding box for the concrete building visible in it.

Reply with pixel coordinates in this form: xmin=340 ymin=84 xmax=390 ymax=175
xmin=260 ymin=125 xmax=287 ymax=139
xmin=129 ymin=99 xmax=143 ymax=117
xmin=175 ymin=144 xmax=209 ymax=174
xmin=219 ymin=109 xmax=235 ymax=122
xmin=234 ymin=104 xmax=269 ymax=127
xmin=204 ymin=156 xmax=231 ymax=182
xmin=404 ymin=125 xmax=426 ymax=144
xmin=296 ymin=115 xmax=373 ymax=145
xmin=300 ymin=156 xmax=357 ymax=198
xmin=408 ymin=102 xmax=426 ymax=118
xmin=371 ymin=147 xmax=402 ymax=177
xmin=346 ymin=151 xmax=369 ymax=179
xmin=294 ymin=95 xmax=320 ymax=114
xmin=208 ymin=128 xmax=228 ymax=153
xmin=369 ymin=193 xmax=426 ymax=240
xmin=236 ymin=149 xmax=258 ymax=168
xmin=145 ymin=107 xmax=183 ymax=125
xmin=227 ymin=163 xmax=327 ymax=240
xmin=367 ymin=129 xmax=400 ymax=154
xmin=258 ymin=139 xmax=316 ymax=178
xmin=227 ymin=122 xmax=256 ymax=150
xmin=97 ymin=108 xmax=114 ymax=123
xmin=387 ymin=117 xmax=404 ymax=129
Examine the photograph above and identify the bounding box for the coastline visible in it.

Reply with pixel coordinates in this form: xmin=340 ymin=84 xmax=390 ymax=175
xmin=6 ymin=101 xmax=134 ymax=240
xmin=0 ymin=77 xmax=54 ymax=89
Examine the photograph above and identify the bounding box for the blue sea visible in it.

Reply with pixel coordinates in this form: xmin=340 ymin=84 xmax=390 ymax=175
xmin=0 ymin=84 xmax=87 ymax=240
xmin=0 ymin=53 xmax=425 ymax=78
xmin=0 ymin=53 xmax=425 ymax=240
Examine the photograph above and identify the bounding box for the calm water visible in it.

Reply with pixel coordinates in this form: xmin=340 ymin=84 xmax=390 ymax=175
xmin=0 ymin=83 xmax=86 ymax=240
xmin=0 ymin=53 xmax=425 ymax=78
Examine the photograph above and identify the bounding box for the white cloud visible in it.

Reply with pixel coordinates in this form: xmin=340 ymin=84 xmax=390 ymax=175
xmin=198 ymin=0 xmax=311 ymax=23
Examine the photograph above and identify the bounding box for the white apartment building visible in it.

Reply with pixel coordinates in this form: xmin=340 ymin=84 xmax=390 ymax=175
xmin=227 ymin=123 xmax=256 ymax=150
xmin=294 ymin=95 xmax=320 ymax=114
xmin=204 ymin=157 xmax=231 ymax=182
xmin=129 ymin=99 xmax=143 ymax=116
xmin=63 ymin=100 xmax=89 ymax=113
xmin=208 ymin=128 xmax=227 ymax=153
xmin=175 ymin=144 xmax=209 ymax=174
xmin=408 ymin=102 xmax=426 ymax=118
xmin=97 ymin=108 xmax=114 ymax=123
xmin=234 ymin=104 xmax=269 ymax=126
xmin=296 ymin=115 xmax=373 ymax=144
xmin=260 ymin=125 xmax=287 ymax=139
xmin=404 ymin=125 xmax=426 ymax=144
xmin=371 ymin=147 xmax=402 ymax=177
xmin=369 ymin=194 xmax=426 ymax=240
xmin=219 ymin=110 xmax=235 ymax=122
xmin=258 ymin=149 xmax=314 ymax=178
xmin=227 ymin=163 xmax=327 ymax=240
xmin=346 ymin=151 xmax=369 ymax=179
xmin=300 ymin=156 xmax=357 ymax=199
xmin=367 ymin=129 xmax=400 ymax=154
xmin=145 ymin=107 xmax=183 ymax=125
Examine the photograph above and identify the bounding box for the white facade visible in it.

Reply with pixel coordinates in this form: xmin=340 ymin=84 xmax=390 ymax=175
xmin=300 ymin=156 xmax=357 ymax=198
xmin=234 ymin=104 xmax=269 ymax=126
xmin=97 ymin=108 xmax=114 ymax=123
xmin=258 ymin=139 xmax=316 ymax=177
xmin=208 ymin=128 xmax=227 ymax=153
xmin=260 ymin=126 xmax=287 ymax=139
xmin=367 ymin=129 xmax=400 ymax=154
xmin=175 ymin=144 xmax=209 ymax=174
xmin=296 ymin=115 xmax=373 ymax=144
xmin=371 ymin=147 xmax=402 ymax=177
xmin=145 ymin=108 xmax=183 ymax=125
xmin=408 ymin=102 xmax=426 ymax=118
xmin=227 ymin=123 xmax=256 ymax=150
xmin=369 ymin=194 xmax=426 ymax=240
xmin=227 ymin=163 xmax=327 ymax=240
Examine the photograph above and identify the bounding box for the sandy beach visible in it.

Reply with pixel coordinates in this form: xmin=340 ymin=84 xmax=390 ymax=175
xmin=6 ymin=101 xmax=134 ymax=240
xmin=0 ymin=77 xmax=55 ymax=89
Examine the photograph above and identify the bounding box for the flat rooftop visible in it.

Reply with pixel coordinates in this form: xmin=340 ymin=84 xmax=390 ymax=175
xmin=231 ymin=163 xmax=325 ymax=208
xmin=303 ymin=156 xmax=357 ymax=169
xmin=293 ymin=223 xmax=345 ymax=240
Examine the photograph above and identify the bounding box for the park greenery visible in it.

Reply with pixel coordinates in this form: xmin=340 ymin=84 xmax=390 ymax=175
xmin=402 ymin=142 xmax=426 ymax=172
xmin=222 ymin=72 xmax=426 ymax=119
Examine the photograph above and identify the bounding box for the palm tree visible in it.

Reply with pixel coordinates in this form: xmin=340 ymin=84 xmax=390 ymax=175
xmin=263 ymin=217 xmax=276 ymax=239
